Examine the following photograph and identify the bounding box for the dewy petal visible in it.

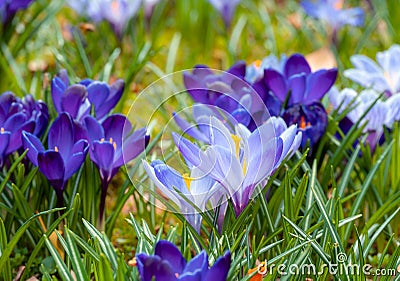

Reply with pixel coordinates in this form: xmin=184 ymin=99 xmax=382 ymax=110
xmin=154 ymin=240 xmax=187 ymax=275
xmin=83 ymin=116 xmax=105 ymax=144
xmin=204 ymin=251 xmax=231 ymax=281
xmin=48 ymin=113 xmax=74 ymax=158
xmin=60 ymin=85 xmax=88 ymax=119
xmin=22 ymin=131 xmax=45 ymax=166
xmin=38 ymin=151 xmax=65 ymax=190
xmin=284 ymin=54 xmax=311 ymax=78
xmin=305 ymin=69 xmax=338 ymax=103
xmin=264 ymin=69 xmax=288 ymax=103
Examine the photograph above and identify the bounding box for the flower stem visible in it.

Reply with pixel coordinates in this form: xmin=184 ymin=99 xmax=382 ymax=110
xmin=98 ymin=180 xmax=109 ymax=230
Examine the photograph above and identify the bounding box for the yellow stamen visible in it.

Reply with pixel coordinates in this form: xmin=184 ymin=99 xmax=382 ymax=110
xmin=0 ymin=127 xmax=4 ymax=133
xmin=54 ymin=146 xmax=59 ymax=152
xmin=100 ymin=138 xmax=105 ymax=142
xmin=175 ymin=273 xmax=179 ymax=278
xmin=231 ymin=134 xmax=241 ymax=158
xmin=182 ymin=173 xmax=193 ymax=190
xmin=109 ymin=137 xmax=113 ymax=143
xmin=113 ymin=142 xmax=117 ymax=150
xmin=242 ymin=158 xmax=247 ymax=175
xmin=253 ymin=60 xmax=262 ymax=69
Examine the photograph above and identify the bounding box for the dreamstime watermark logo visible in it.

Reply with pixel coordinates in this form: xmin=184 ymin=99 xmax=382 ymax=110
xmin=256 ymin=253 xmax=399 ymax=277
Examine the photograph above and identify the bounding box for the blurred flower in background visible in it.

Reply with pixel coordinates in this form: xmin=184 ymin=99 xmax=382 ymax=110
xmin=136 ymin=240 xmax=231 ymax=281
xmin=0 ymin=0 xmax=34 ymax=24
xmin=301 ymin=0 xmax=365 ymax=31
xmin=208 ymin=0 xmax=241 ymax=28
xmin=67 ymin=0 xmax=142 ymax=38
xmin=344 ymin=45 xmax=400 ymax=97
xmin=329 ymin=88 xmax=391 ymax=150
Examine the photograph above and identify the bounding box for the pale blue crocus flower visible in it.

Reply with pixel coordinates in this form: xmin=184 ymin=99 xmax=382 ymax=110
xmin=173 ymin=116 xmax=302 ymax=216
xmin=329 ymin=88 xmax=390 ymax=150
xmin=301 ymin=0 xmax=364 ymax=31
xmin=344 ymin=45 xmax=400 ymax=97
xmin=143 ymin=159 xmax=223 ymax=233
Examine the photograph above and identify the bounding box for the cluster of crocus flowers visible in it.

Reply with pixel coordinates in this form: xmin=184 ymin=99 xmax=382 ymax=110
xmin=147 ymin=115 xmax=301 ymax=231
xmin=12 ymin=69 xmax=149 ymax=225
xmin=183 ymin=54 xmax=337 ymax=150
xmin=136 ymin=240 xmax=231 ymax=280
xmin=0 ymin=92 xmax=48 ymax=167
xmin=344 ymin=45 xmax=400 ymax=97
xmin=301 ymin=0 xmax=365 ymax=31
xmin=0 ymin=0 xmax=35 ymax=24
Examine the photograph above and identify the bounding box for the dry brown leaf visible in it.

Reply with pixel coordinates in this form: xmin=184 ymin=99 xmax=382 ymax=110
xmin=305 ymin=47 xmax=337 ymax=71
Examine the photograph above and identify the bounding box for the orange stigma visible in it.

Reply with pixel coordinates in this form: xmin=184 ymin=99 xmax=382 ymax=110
xmin=54 ymin=146 xmax=59 ymax=152
xmin=299 ymin=116 xmax=311 ymax=129
xmin=254 ymin=60 xmax=262 ymax=69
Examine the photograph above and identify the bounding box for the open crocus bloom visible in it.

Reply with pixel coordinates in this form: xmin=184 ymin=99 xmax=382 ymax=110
xmin=329 ymin=88 xmax=390 ymax=150
xmin=174 ymin=116 xmax=301 ymax=216
xmin=344 ymin=45 xmax=400 ymax=97
xmin=136 ymin=240 xmax=231 ymax=281
xmin=143 ymin=159 xmax=223 ymax=233
xmin=301 ymin=0 xmax=364 ymax=31
xmin=51 ymin=69 xmax=125 ymax=122
xmin=22 ymin=113 xmax=88 ymax=207
xmin=262 ymin=54 xmax=337 ymax=148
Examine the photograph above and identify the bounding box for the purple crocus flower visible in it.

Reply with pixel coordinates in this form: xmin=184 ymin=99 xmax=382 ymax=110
xmin=263 ymin=53 xmax=337 ymax=148
xmin=136 ymin=240 xmax=231 ymax=281
xmin=344 ymin=45 xmax=400 ymax=97
xmin=329 ymin=88 xmax=390 ymax=150
xmin=174 ymin=116 xmax=301 ymax=216
xmin=208 ymin=0 xmax=241 ymax=28
xmin=0 ymin=92 xmax=49 ymax=167
xmin=22 ymin=113 xmax=88 ymax=207
xmin=0 ymin=0 xmax=34 ymax=24
xmin=83 ymin=114 xmax=149 ymax=225
xmin=183 ymin=62 xmax=268 ymax=130
xmin=51 ymin=69 xmax=125 ymax=122
xmin=301 ymin=0 xmax=364 ymax=31
xmin=143 ymin=159 xmax=222 ymax=233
